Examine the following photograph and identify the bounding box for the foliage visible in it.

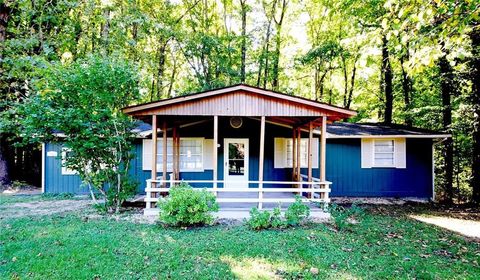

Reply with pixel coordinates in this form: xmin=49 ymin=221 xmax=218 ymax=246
xmin=1 ymin=196 xmax=480 ymax=279
xmin=246 ymin=196 xmax=311 ymax=230
xmin=285 ymin=196 xmax=311 ymax=226
xmin=158 ymin=183 xmax=219 ymax=227
xmin=1 ymin=0 xmax=479 ymax=203
xmin=246 ymin=207 xmax=275 ymax=230
xmin=329 ymin=203 xmax=365 ymax=231
xmin=17 ymin=55 xmax=140 ymax=213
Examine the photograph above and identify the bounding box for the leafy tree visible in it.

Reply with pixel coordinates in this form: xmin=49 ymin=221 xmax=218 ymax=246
xmin=18 ymin=56 xmax=140 ymax=213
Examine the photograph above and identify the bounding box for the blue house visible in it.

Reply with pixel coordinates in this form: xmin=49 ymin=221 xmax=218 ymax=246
xmin=41 ymin=85 xmax=449 ymax=215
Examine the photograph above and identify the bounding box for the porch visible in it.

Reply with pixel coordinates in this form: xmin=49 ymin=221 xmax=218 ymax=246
xmin=143 ymin=175 xmax=332 ymax=216
xmin=121 ymin=85 xmax=356 ymax=216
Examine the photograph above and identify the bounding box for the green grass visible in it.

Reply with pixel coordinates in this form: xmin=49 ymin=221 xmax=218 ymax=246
xmin=0 ymin=197 xmax=479 ymax=279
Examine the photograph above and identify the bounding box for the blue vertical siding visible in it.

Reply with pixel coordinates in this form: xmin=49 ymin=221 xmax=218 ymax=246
xmin=323 ymin=138 xmax=433 ymax=197
xmin=44 ymin=143 xmax=89 ymax=194
xmin=44 ymin=120 xmax=434 ymax=198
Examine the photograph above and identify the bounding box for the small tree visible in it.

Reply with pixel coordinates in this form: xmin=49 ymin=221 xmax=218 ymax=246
xmin=19 ymin=55 xmax=140 ymax=213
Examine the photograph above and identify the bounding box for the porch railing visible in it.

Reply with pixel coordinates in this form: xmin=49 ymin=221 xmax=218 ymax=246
xmin=144 ymin=176 xmax=331 ymax=211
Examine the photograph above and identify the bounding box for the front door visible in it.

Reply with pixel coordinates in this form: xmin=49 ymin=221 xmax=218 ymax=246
xmin=224 ymin=138 xmax=249 ymax=188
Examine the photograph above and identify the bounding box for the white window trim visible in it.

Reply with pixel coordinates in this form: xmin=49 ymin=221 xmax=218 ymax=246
xmin=61 ymin=148 xmax=77 ymax=175
xmin=372 ymin=139 xmax=396 ymax=168
xmin=143 ymin=137 xmax=205 ymax=172
xmin=283 ymin=138 xmax=318 ymax=168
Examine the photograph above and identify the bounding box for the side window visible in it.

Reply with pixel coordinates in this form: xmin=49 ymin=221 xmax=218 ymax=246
xmin=373 ymin=139 xmax=395 ymax=167
xmin=361 ymin=138 xmax=406 ymax=169
xmin=61 ymin=148 xmax=77 ymax=175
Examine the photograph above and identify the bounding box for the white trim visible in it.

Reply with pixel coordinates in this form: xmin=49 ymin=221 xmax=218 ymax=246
xmin=61 ymin=148 xmax=77 ymax=175
xmin=224 ymin=138 xmax=249 ymax=188
xmin=372 ymin=139 xmax=396 ymax=168
xmin=327 ymin=134 xmax=451 ymax=139
xmin=41 ymin=143 xmax=45 ymax=193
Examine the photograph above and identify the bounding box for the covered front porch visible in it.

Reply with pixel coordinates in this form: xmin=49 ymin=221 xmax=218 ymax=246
xmin=122 ymin=85 xmax=356 ymax=216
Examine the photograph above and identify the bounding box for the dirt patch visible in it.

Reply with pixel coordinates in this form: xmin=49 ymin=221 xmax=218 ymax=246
xmin=0 ymin=199 xmax=93 ymax=219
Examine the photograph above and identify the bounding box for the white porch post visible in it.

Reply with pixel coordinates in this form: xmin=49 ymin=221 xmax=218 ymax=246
xmin=320 ymin=116 xmax=327 ymax=203
xmin=162 ymin=120 xmax=168 ymax=188
xmin=149 ymin=115 xmax=157 ymax=208
xmin=308 ymin=121 xmax=313 ymax=197
xmin=258 ymin=116 xmax=266 ymax=209
xmin=213 ymin=115 xmax=218 ymax=195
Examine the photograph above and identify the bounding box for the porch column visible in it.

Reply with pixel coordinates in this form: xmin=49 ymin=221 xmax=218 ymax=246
xmin=162 ymin=120 xmax=167 ymax=188
xmin=172 ymin=126 xmax=179 ymax=181
xmin=258 ymin=116 xmax=266 ymax=209
xmin=149 ymin=115 xmax=158 ymax=207
xmin=151 ymin=115 xmax=158 ymax=182
xmin=320 ymin=116 xmax=327 ymax=181
xmin=307 ymin=122 xmax=313 ymax=197
xmin=320 ymin=116 xmax=327 ymax=202
xmin=296 ymin=127 xmax=301 ymax=182
xmin=292 ymin=128 xmax=297 ymax=181
xmin=213 ymin=116 xmax=218 ymax=195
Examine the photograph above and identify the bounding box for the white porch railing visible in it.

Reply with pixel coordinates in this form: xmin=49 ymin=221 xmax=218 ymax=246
xmin=144 ymin=176 xmax=331 ymax=212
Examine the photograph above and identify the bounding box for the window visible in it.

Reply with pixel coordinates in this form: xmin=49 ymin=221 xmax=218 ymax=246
xmin=286 ymin=139 xmax=308 ymax=168
xmin=143 ymin=138 xmax=204 ymax=172
xmin=61 ymin=148 xmax=77 ymax=175
xmin=373 ymin=140 xmax=395 ymax=167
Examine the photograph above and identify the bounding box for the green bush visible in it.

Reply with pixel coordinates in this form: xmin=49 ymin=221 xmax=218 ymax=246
xmin=285 ymin=196 xmax=310 ymax=226
xmin=246 ymin=207 xmax=273 ymax=230
xmin=159 ymin=183 xmax=219 ymax=227
xmin=246 ymin=196 xmax=310 ymax=230
xmin=329 ymin=202 xmax=364 ymax=231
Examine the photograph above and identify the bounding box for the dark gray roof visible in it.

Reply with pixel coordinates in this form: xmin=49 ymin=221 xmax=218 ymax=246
xmin=327 ymin=122 xmax=450 ymax=138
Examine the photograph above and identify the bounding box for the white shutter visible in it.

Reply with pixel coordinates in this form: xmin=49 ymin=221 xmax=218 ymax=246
xmin=274 ymin=138 xmax=285 ymax=168
xmin=143 ymin=139 xmax=152 ymax=170
xmin=395 ymin=138 xmax=407 ymax=168
xmin=203 ymin=139 xmax=214 ymax=169
xmin=312 ymin=138 xmax=319 ymax=168
xmin=361 ymin=139 xmax=373 ymax=168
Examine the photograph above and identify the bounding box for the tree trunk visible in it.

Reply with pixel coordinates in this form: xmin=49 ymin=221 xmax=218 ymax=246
xmin=469 ymin=27 xmax=480 ymax=204
xmin=156 ymin=39 xmax=168 ymax=100
xmin=381 ymin=34 xmax=393 ymax=124
xmin=439 ymin=53 xmax=454 ymax=204
xmin=0 ymin=3 xmax=11 ymax=187
xmin=342 ymin=55 xmax=348 ymax=107
xmin=400 ymin=51 xmax=413 ymax=126
xmin=240 ymin=0 xmax=247 ymax=83
xmin=0 ymin=137 xmax=11 ymax=187
xmin=0 ymin=3 xmax=10 ymax=44
xmin=271 ymin=0 xmax=287 ymax=90
xmin=346 ymin=59 xmax=357 ymax=109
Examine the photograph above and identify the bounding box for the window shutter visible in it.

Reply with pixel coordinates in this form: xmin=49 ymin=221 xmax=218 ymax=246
xmin=361 ymin=139 xmax=373 ymax=168
xmin=312 ymin=138 xmax=319 ymax=168
xmin=143 ymin=139 xmax=152 ymax=170
xmin=274 ymin=138 xmax=285 ymax=168
xmin=203 ymin=139 xmax=214 ymax=169
xmin=395 ymin=138 xmax=407 ymax=168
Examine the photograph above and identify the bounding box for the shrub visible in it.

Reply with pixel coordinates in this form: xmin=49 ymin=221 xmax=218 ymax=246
xmin=246 ymin=207 xmax=273 ymax=230
xmin=159 ymin=183 xmax=219 ymax=227
xmin=285 ymin=195 xmax=310 ymax=226
xmin=329 ymin=202 xmax=364 ymax=231
xmin=246 ymin=197 xmax=310 ymax=230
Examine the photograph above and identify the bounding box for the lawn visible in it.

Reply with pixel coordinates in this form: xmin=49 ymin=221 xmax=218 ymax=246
xmin=1 ymin=195 xmax=479 ymax=279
